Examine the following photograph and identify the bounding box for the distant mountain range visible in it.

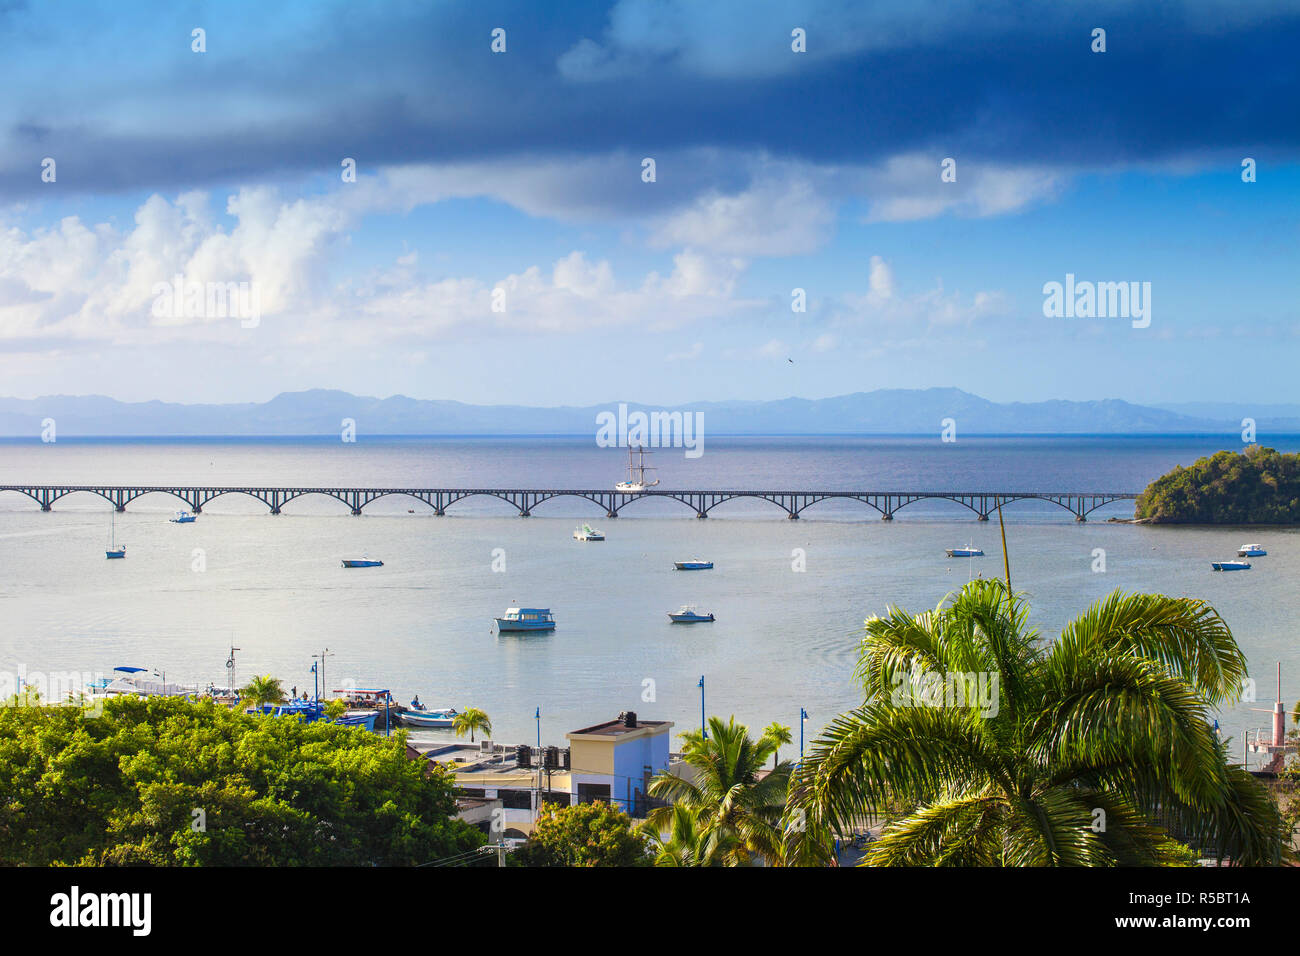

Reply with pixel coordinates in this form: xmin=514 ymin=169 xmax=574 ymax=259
xmin=1 ymin=388 xmax=1297 ymax=437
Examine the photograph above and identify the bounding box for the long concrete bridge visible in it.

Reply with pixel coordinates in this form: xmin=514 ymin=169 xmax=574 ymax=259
xmin=0 ymin=485 xmax=1139 ymax=521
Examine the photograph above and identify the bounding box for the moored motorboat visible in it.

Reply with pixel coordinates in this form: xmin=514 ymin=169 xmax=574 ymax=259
xmin=495 ymin=607 xmax=557 ymax=632
xmin=399 ymin=707 xmax=459 ymax=728
xmin=1212 ymin=560 xmax=1252 ymax=571
xmin=170 ymin=511 xmax=197 ymax=523
xmin=1238 ymin=543 xmax=1267 ymax=557
xmin=342 ymin=557 xmax=384 ymax=568
xmin=674 ymin=560 xmax=713 ymax=570
xmin=668 ymin=605 xmax=715 ymax=623
xmin=946 ymin=545 xmax=984 ymax=558
xmin=573 ymin=524 xmax=605 ymax=541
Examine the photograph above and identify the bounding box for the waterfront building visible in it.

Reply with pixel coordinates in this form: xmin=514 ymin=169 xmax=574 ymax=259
xmin=409 ymin=711 xmax=674 ymax=838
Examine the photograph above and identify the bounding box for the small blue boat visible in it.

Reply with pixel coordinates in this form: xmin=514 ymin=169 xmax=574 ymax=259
xmin=249 ymin=700 xmax=379 ymax=731
xmin=669 ymin=605 xmax=715 ymax=623
xmin=1212 ymin=561 xmax=1251 ymax=571
xmin=342 ymin=558 xmax=384 ymax=568
xmin=946 ymin=546 xmax=983 ymax=558
xmin=495 ymin=607 xmax=556 ymax=632
xmin=335 ymin=710 xmax=379 ymax=731
xmin=674 ymin=560 xmax=713 ymax=570
xmin=1238 ymin=543 xmax=1267 ymax=557
xmin=106 ymin=546 xmax=126 ymax=559
xmin=170 ymin=511 xmax=197 ymax=523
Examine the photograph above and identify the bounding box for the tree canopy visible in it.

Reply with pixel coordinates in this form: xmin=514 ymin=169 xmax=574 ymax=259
xmin=1134 ymin=446 xmax=1300 ymax=523
xmin=511 ymin=800 xmax=649 ymax=867
xmin=0 ymin=695 xmax=483 ymax=866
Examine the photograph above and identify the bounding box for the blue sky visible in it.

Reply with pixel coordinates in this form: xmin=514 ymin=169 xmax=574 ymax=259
xmin=0 ymin=0 xmax=1297 ymax=406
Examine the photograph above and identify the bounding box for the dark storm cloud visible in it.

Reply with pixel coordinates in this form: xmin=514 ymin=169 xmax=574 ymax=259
xmin=0 ymin=0 xmax=1296 ymax=200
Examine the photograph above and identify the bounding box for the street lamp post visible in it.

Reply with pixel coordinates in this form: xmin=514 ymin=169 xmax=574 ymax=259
xmin=698 ymin=675 xmax=706 ymax=739
xmin=799 ymin=707 xmax=809 ymax=761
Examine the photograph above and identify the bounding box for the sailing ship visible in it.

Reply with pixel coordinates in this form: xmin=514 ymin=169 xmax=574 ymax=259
xmin=615 ymin=445 xmax=660 ymax=492
xmin=106 ymin=510 xmax=125 ymax=559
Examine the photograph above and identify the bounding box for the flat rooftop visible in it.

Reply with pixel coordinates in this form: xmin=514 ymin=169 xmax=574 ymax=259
xmin=568 ymin=718 xmax=672 ymax=738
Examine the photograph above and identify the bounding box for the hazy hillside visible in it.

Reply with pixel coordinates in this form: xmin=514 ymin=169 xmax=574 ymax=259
xmin=0 ymin=388 xmax=1268 ymax=437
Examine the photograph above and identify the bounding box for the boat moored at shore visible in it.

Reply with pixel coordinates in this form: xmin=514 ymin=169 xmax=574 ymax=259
xmin=399 ymin=707 xmax=459 ymax=728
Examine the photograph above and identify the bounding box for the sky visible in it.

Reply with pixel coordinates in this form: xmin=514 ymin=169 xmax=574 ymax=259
xmin=0 ymin=0 xmax=1297 ymax=407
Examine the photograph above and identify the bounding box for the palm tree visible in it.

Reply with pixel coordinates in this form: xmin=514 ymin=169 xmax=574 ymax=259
xmin=646 ymin=716 xmax=792 ymax=865
xmin=240 ymin=675 xmax=287 ymax=712
xmin=452 ymin=707 xmax=492 ymax=743
xmin=762 ymin=722 xmax=793 ymax=768
xmin=642 ymin=805 xmax=740 ymax=866
xmin=786 ymin=580 xmax=1284 ymax=866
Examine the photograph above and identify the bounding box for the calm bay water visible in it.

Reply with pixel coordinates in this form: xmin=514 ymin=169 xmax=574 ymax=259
xmin=1 ymin=435 xmax=1297 ymax=761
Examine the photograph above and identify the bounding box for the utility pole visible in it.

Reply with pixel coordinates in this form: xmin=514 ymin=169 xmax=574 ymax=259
xmin=312 ymin=648 xmax=334 ymax=702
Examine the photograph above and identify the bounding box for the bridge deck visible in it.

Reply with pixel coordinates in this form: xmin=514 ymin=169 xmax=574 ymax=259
xmin=0 ymin=485 xmax=1139 ymax=520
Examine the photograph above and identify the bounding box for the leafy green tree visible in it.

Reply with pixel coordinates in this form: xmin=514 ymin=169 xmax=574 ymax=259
xmin=0 ymin=695 xmax=484 ymax=865
xmin=762 ymin=722 xmax=793 ymax=768
xmin=646 ymin=716 xmax=791 ymax=866
xmin=786 ymin=580 xmax=1284 ymax=866
xmin=239 ymin=674 xmax=287 ymax=711
xmin=1135 ymin=446 xmax=1300 ymax=523
xmin=322 ymin=698 xmax=347 ymax=720
xmin=452 ymin=707 xmax=492 ymax=743
xmin=511 ymin=801 xmax=649 ymax=867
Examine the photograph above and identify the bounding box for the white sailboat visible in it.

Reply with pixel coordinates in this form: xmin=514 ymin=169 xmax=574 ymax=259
xmin=615 ymin=445 xmax=660 ymax=492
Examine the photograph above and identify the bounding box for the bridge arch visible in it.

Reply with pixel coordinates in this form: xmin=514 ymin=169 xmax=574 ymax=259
xmin=198 ymin=489 xmax=280 ymax=512
xmin=527 ymin=492 xmax=612 ymax=514
xmin=118 ymin=488 xmax=198 ymax=509
xmin=437 ymin=491 xmax=532 ymax=515
xmin=792 ymin=494 xmax=886 ymax=518
xmin=278 ymin=489 xmax=358 ymax=512
xmin=613 ymin=493 xmax=700 ymax=517
xmin=0 ymin=487 xmax=45 ymax=508
xmin=47 ymin=488 xmax=120 ymax=509
xmin=889 ymin=495 xmax=984 ymax=519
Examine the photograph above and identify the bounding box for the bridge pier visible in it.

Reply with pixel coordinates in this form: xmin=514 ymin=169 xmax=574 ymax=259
xmin=434 ymin=508 xmax=445 ymax=516
xmin=606 ymin=510 xmax=618 ymax=518
xmin=978 ymin=514 xmax=989 ymax=521
xmin=41 ymin=504 xmax=51 ymax=512
xmin=697 ymin=512 xmax=707 ymax=519
xmin=1076 ymin=515 xmax=1086 ymax=522
xmin=788 ymin=512 xmax=799 ymax=519
xmin=881 ymin=513 xmax=892 ymax=521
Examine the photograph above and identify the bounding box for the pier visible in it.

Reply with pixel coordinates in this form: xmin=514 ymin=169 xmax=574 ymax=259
xmin=0 ymin=485 xmax=1138 ymax=521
